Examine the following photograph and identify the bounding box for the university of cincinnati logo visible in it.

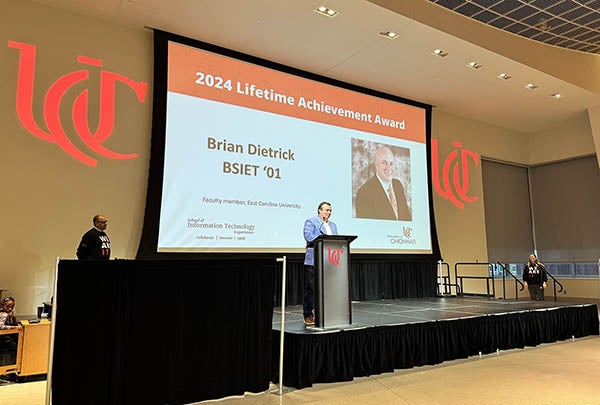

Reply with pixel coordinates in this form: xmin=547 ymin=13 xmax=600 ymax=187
xmin=327 ymin=247 xmax=344 ymax=267
xmin=389 ymin=226 xmax=416 ymax=245
xmin=8 ymin=41 xmax=148 ymax=167
xmin=431 ymin=139 xmax=479 ymax=209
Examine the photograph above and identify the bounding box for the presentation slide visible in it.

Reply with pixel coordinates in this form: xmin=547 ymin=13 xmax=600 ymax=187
xmin=158 ymin=41 xmax=432 ymax=253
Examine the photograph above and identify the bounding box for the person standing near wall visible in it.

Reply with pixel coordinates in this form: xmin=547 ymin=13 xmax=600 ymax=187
xmin=76 ymin=215 xmax=111 ymax=260
xmin=523 ymin=253 xmax=547 ymax=301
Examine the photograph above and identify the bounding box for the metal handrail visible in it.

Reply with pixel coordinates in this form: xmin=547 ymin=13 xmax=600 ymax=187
xmin=495 ymin=261 xmax=525 ymax=300
xmin=437 ymin=261 xmax=461 ymax=296
xmin=540 ymin=264 xmax=566 ymax=301
xmin=450 ymin=261 xmax=570 ymax=301
xmin=454 ymin=262 xmax=495 ymax=298
xmin=503 ymin=262 xmax=566 ymax=301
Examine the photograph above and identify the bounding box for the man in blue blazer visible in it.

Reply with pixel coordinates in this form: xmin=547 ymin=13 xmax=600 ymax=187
xmin=303 ymin=201 xmax=338 ymax=326
xmin=355 ymin=146 xmax=411 ymax=221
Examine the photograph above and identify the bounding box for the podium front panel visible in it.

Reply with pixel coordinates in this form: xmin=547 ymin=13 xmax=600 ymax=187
xmin=318 ymin=239 xmax=350 ymax=328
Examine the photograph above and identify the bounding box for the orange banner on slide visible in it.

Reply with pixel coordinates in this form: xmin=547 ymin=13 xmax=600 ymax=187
xmin=168 ymin=42 xmax=426 ymax=143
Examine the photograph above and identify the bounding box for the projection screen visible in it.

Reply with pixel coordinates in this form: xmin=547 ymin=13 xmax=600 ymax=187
xmin=154 ymin=37 xmax=433 ymax=254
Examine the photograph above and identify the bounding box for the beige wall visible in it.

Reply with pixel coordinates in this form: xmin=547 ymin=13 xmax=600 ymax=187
xmin=431 ymin=110 xmax=598 ymax=298
xmin=528 ymin=111 xmax=597 ymax=165
xmin=1 ymin=1 xmax=152 ymax=313
xmin=588 ymin=105 xmax=600 ymax=170
xmin=433 ymin=110 xmax=530 ymax=163
xmin=494 ymin=279 xmax=600 ymax=301
xmin=1 ymin=1 xmax=597 ymax=314
xmin=431 ymin=110 xmax=527 ymax=276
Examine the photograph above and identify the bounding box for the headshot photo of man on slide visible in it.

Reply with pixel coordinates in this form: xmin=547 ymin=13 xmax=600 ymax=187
xmin=353 ymin=140 xmax=412 ymax=221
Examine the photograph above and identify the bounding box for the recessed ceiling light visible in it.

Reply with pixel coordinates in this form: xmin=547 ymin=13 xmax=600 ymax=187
xmin=379 ymin=31 xmax=399 ymax=40
xmin=525 ymin=83 xmax=539 ymax=90
xmin=467 ymin=61 xmax=483 ymax=69
xmin=432 ymin=49 xmax=449 ymax=57
xmin=497 ymin=73 xmax=511 ymax=80
xmin=314 ymin=6 xmax=339 ymax=18
xmin=551 ymin=93 xmax=562 ymax=99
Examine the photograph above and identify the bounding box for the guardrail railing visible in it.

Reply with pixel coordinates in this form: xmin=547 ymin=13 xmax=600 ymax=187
xmin=437 ymin=261 xmax=460 ymax=296
xmin=454 ymin=262 xmax=495 ymax=298
xmin=495 ymin=262 xmax=525 ymax=300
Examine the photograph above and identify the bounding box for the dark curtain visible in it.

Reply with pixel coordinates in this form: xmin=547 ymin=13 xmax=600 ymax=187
xmin=272 ymin=304 xmax=599 ymax=388
xmin=273 ymin=260 xmax=438 ymax=305
xmin=52 ymin=259 xmax=276 ymax=405
xmin=531 ymin=156 xmax=600 ymax=261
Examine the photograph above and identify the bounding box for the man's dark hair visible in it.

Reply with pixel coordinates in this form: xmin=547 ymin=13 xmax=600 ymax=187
xmin=317 ymin=201 xmax=331 ymax=213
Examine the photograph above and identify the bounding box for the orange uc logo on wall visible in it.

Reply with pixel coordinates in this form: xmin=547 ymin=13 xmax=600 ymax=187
xmin=431 ymin=138 xmax=479 ymax=209
xmin=8 ymin=41 xmax=148 ymax=167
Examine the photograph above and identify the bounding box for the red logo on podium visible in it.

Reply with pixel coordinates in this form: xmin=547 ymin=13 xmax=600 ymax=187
xmin=327 ymin=248 xmax=344 ymax=267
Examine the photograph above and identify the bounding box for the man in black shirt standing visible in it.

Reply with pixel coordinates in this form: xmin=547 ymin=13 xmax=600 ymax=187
xmin=76 ymin=214 xmax=111 ymax=260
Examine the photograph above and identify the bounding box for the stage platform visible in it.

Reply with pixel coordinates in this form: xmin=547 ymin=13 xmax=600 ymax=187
xmin=271 ymin=297 xmax=599 ymax=388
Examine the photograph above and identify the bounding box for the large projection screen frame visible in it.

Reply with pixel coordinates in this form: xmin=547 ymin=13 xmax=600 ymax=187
xmin=137 ymin=29 xmax=441 ymax=261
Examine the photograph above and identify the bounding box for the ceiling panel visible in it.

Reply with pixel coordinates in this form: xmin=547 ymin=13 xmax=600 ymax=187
xmin=429 ymin=0 xmax=600 ymax=54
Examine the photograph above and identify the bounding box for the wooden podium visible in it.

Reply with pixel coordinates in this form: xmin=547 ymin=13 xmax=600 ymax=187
xmin=0 ymin=328 xmax=22 ymax=375
xmin=19 ymin=319 xmax=51 ymax=376
xmin=0 ymin=319 xmax=50 ymax=377
xmin=312 ymin=234 xmax=357 ymax=328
